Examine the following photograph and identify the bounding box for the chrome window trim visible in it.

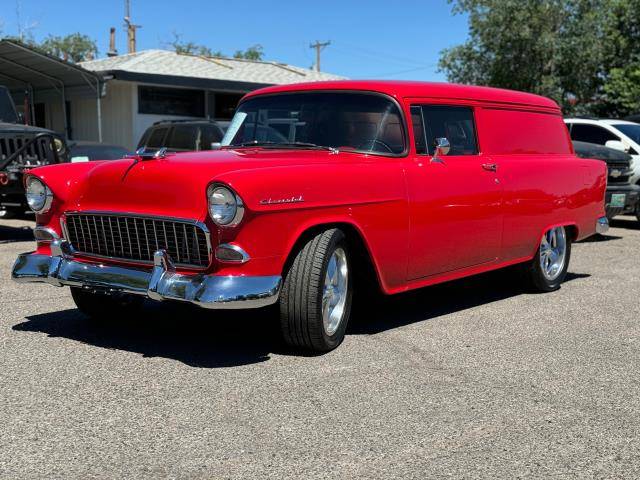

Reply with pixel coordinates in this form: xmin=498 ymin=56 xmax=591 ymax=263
xmin=61 ymin=211 xmax=213 ymax=270
xmin=231 ymin=89 xmax=409 ymax=158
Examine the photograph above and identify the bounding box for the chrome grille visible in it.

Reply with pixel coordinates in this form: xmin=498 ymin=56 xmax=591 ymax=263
xmin=64 ymin=213 xmax=211 ymax=268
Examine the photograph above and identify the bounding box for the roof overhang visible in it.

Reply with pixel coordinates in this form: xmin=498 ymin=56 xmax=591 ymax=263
xmin=0 ymin=39 xmax=104 ymax=94
xmin=107 ymin=70 xmax=271 ymax=93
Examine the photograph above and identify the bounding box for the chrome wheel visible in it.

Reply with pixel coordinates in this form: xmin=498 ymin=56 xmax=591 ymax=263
xmin=322 ymin=247 xmax=349 ymax=336
xmin=539 ymin=227 xmax=567 ymax=281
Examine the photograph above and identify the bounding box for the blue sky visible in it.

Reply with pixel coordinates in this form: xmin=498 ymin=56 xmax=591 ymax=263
xmin=1 ymin=0 xmax=469 ymax=81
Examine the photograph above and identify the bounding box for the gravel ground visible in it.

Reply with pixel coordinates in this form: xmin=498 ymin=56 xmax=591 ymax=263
xmin=1 ymin=216 xmax=639 ymax=479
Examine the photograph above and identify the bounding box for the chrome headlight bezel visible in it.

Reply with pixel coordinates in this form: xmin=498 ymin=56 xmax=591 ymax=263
xmin=25 ymin=176 xmax=53 ymax=214
xmin=207 ymin=184 xmax=244 ymax=227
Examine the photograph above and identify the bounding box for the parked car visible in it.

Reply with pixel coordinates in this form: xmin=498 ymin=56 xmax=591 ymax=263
xmin=136 ymin=119 xmax=225 ymax=153
xmin=573 ymin=141 xmax=640 ymax=221
xmin=69 ymin=141 xmax=129 ymax=162
xmin=12 ymin=81 xmax=607 ymax=353
xmin=0 ymin=85 xmax=68 ymax=218
xmin=565 ymin=118 xmax=640 ymax=185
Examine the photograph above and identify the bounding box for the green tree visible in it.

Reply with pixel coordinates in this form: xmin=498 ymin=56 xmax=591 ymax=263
xmin=170 ymin=33 xmax=264 ymax=61
xmin=40 ymin=33 xmax=98 ymax=62
xmin=596 ymin=0 xmax=640 ymax=116
xmin=438 ymin=0 xmax=607 ymax=114
xmin=233 ymin=44 xmax=264 ymax=61
xmin=170 ymin=32 xmax=223 ymax=57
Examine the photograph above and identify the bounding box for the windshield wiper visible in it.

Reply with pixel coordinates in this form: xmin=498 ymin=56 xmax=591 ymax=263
xmin=229 ymin=140 xmax=338 ymax=153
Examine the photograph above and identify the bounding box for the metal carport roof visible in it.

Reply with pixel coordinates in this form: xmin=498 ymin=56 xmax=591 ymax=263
xmin=0 ymin=39 xmax=105 ymax=140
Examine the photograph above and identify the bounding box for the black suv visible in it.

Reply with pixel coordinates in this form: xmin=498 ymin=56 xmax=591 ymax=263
xmin=573 ymin=141 xmax=640 ymax=221
xmin=0 ymin=85 xmax=69 ymax=218
xmin=136 ymin=120 xmax=225 ymax=153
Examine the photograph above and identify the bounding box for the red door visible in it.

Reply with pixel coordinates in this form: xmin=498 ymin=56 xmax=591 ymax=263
xmin=406 ymin=105 xmax=503 ymax=280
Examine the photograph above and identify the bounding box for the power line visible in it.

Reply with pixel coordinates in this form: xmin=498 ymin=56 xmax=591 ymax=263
xmin=309 ymin=40 xmax=330 ymax=72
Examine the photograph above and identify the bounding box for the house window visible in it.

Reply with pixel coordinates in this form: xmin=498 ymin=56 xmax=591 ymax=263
xmin=214 ymin=92 xmax=244 ymax=119
xmin=138 ymin=86 xmax=205 ymax=117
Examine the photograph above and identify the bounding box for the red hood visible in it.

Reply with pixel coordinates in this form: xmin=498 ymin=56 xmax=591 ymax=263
xmin=65 ymin=149 xmax=340 ymax=219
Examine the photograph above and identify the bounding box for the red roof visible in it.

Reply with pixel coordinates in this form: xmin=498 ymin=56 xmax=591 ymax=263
xmin=244 ymin=80 xmax=560 ymax=111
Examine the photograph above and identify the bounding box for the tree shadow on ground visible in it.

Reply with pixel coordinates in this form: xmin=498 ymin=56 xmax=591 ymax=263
xmin=13 ymin=267 xmax=590 ymax=368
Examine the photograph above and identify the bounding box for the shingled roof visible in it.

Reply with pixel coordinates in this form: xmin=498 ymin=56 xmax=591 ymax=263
xmin=80 ymin=49 xmax=344 ymax=89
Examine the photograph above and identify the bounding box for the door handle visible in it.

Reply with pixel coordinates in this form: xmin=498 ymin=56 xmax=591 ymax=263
xmin=482 ymin=163 xmax=498 ymax=172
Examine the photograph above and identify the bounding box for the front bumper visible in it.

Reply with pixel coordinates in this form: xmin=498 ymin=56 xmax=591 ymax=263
xmin=12 ymin=240 xmax=281 ymax=309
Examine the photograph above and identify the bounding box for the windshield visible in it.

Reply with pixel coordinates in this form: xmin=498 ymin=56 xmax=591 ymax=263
xmin=613 ymin=123 xmax=640 ymax=144
xmin=221 ymin=92 xmax=405 ymax=154
xmin=0 ymin=87 xmax=18 ymax=124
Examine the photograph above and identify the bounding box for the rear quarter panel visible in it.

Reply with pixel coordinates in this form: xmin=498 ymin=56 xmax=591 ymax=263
xmin=476 ymin=106 xmax=606 ymax=260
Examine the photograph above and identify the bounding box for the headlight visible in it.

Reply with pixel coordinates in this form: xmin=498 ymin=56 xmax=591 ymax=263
xmin=25 ymin=176 xmax=53 ymax=214
xmin=53 ymin=138 xmax=65 ymax=154
xmin=207 ymin=184 xmax=244 ymax=226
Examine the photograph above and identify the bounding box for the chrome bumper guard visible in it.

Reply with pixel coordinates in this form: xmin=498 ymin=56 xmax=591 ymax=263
xmin=11 ymin=240 xmax=281 ymax=310
xmin=596 ymin=216 xmax=609 ymax=234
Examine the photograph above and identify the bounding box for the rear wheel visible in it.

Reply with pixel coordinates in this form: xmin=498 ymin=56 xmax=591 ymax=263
xmin=279 ymin=228 xmax=353 ymax=352
xmin=71 ymin=287 xmax=144 ymax=320
xmin=525 ymin=226 xmax=571 ymax=292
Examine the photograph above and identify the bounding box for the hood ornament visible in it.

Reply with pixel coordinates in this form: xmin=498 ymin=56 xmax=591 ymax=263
xmin=130 ymin=147 xmax=168 ymax=160
xmin=121 ymin=147 xmax=169 ymax=181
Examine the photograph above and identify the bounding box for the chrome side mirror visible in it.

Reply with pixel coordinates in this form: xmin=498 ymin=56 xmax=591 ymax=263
xmin=431 ymin=137 xmax=450 ymax=163
xmin=211 ymin=142 xmax=222 ymax=150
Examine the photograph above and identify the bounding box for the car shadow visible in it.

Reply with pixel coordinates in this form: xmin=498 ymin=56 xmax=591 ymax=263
xmin=0 ymin=223 xmax=33 ymax=244
xmin=349 ymin=268 xmax=590 ymax=335
xmin=579 ymin=233 xmax=623 ymax=243
xmin=13 ymin=268 xmax=590 ymax=367
xmin=611 ymin=217 xmax=640 ymax=230
xmin=14 ymin=302 xmax=282 ymax=368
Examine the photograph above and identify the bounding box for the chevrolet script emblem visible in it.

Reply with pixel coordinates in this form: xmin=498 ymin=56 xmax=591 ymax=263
xmin=259 ymin=195 xmax=304 ymax=205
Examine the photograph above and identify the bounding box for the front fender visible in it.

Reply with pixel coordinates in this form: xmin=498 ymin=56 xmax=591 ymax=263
xmin=213 ymin=160 xmax=409 ymax=293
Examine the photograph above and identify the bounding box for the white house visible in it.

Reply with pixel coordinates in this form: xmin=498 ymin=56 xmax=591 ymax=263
xmin=0 ymin=39 xmax=344 ymax=151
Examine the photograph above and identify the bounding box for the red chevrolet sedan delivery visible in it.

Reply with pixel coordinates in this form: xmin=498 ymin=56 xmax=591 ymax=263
xmin=12 ymin=81 xmax=608 ymax=353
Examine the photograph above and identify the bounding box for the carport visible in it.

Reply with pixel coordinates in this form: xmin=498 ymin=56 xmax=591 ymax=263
xmin=0 ymin=39 xmax=105 ymax=141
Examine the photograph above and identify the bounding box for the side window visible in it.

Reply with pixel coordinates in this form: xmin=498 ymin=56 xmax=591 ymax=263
xmin=200 ymin=125 xmax=223 ymax=150
xmin=167 ymin=125 xmax=198 ymax=150
xmin=413 ymin=105 xmax=478 ymax=155
xmin=146 ymin=127 xmax=168 ymax=148
xmin=569 ymin=124 xmax=619 ymax=145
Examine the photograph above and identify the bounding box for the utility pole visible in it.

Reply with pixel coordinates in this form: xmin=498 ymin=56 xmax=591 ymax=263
xmin=124 ymin=0 xmax=141 ymax=54
xmin=309 ymin=40 xmax=331 ymax=72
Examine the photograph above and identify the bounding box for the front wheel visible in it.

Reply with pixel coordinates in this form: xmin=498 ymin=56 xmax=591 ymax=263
xmin=525 ymin=226 xmax=571 ymax=292
xmin=279 ymin=228 xmax=353 ymax=352
xmin=71 ymin=287 xmax=144 ymax=320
